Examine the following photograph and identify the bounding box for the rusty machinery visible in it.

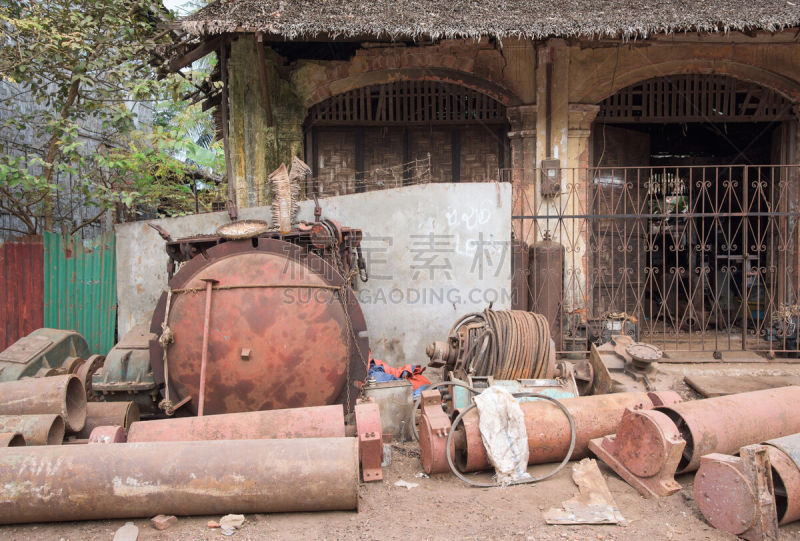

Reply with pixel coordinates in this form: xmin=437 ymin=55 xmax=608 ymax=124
xmin=589 ymin=386 xmax=800 ymax=499
xmin=92 ymin=211 xmax=370 ymax=417
xmin=695 ymin=432 xmax=800 ymax=540
xmin=0 ymin=328 xmax=91 ymax=381
xmin=426 ymin=309 xmax=556 ymax=381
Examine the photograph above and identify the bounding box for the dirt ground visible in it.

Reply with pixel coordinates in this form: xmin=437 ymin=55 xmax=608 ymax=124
xmin=4 ymin=361 xmax=800 ymax=540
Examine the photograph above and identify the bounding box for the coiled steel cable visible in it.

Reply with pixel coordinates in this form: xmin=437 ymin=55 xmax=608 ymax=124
xmin=411 ymin=381 xmax=479 ymax=441
xmin=445 ymin=392 xmax=576 ymax=487
xmin=454 ymin=309 xmax=552 ymax=380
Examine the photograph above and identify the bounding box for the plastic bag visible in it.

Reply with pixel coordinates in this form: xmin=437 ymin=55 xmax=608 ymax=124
xmin=474 ymin=386 xmax=531 ymax=485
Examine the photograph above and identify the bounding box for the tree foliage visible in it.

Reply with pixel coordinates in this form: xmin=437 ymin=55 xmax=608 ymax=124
xmin=0 ymin=0 xmax=223 ymax=236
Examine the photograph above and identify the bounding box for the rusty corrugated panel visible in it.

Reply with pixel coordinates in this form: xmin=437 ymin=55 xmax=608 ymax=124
xmin=0 ymin=237 xmax=44 ymax=350
xmin=44 ymin=232 xmax=116 ymax=354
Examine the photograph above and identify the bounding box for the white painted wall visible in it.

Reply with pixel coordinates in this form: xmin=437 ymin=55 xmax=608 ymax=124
xmin=115 ymin=183 xmax=511 ymax=365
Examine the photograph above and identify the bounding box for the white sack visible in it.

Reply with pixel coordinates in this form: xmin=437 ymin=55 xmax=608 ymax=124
xmin=474 ymin=386 xmax=531 ymax=484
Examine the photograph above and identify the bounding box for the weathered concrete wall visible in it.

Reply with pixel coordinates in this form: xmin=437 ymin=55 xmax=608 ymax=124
xmin=116 ymin=183 xmax=511 ymax=365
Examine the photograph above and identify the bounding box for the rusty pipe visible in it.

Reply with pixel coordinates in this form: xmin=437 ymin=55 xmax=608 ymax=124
xmin=695 ymin=432 xmax=800 ymax=538
xmin=765 ymin=434 xmax=800 ymax=526
xmin=0 ymin=374 xmax=86 ymax=433
xmin=589 ymin=386 xmax=800 ymax=499
xmin=197 ymin=277 xmax=218 ymax=417
xmin=437 ymin=391 xmax=680 ymax=474
xmin=657 ymin=386 xmax=800 ymax=474
xmin=75 ymin=402 xmax=140 ymax=439
xmin=0 ymin=414 xmax=64 ymax=445
xmin=127 ymin=405 xmax=345 ymax=442
xmin=0 ymin=437 xmax=359 ymax=524
xmin=0 ymin=433 xmax=25 ymax=447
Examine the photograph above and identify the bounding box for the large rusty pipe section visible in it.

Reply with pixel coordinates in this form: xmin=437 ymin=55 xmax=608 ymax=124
xmin=0 ymin=414 xmax=64 ymax=445
xmin=75 ymin=402 xmax=140 ymax=439
xmin=435 ymin=391 xmax=680 ymax=474
xmin=0 ymin=375 xmax=86 ymax=432
xmin=695 ymin=432 xmax=800 ymax=539
xmin=590 ymin=386 xmax=800 ymax=499
xmin=0 ymin=433 xmax=25 ymax=447
xmin=127 ymin=405 xmax=345 ymax=442
xmin=657 ymin=386 xmax=800 ymax=474
xmin=0 ymin=437 xmax=359 ymax=524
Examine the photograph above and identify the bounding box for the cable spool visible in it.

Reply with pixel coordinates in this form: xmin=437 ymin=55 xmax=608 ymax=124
xmin=447 ymin=309 xmax=554 ymax=380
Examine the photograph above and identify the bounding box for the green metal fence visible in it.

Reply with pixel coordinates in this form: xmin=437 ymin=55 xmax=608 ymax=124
xmin=44 ymin=232 xmax=116 ymax=354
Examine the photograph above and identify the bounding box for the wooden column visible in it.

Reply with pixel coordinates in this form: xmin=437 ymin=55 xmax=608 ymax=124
xmin=226 ymin=36 xmax=270 ymax=208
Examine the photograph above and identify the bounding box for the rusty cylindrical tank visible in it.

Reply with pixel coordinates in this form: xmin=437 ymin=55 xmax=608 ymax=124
xmin=127 ymin=405 xmax=345 ymax=442
xmin=0 ymin=374 xmax=86 ymax=432
xmin=0 ymin=414 xmax=64 ymax=445
xmin=0 ymin=433 xmax=25 ymax=447
xmin=695 ymin=432 xmax=800 ymax=536
xmin=0 ymin=437 xmax=359 ymax=524
xmin=149 ymin=239 xmax=368 ymax=416
xmin=446 ymin=391 xmax=680 ymax=474
xmin=657 ymin=386 xmax=800 ymax=474
xmin=75 ymin=401 xmax=140 ymax=439
xmin=528 ymin=233 xmax=564 ymax=347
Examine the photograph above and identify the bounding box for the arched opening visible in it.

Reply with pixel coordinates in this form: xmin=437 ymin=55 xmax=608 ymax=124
xmin=586 ymin=74 xmax=799 ymax=355
xmin=304 ymin=81 xmax=509 ymax=196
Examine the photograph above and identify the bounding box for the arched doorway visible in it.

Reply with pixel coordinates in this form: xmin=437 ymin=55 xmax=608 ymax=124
xmin=304 ymin=81 xmax=509 ymax=196
xmin=586 ymin=74 xmax=799 ymax=356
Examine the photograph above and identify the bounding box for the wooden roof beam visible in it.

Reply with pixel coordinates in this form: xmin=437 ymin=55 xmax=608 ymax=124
xmin=168 ymin=35 xmax=226 ymax=72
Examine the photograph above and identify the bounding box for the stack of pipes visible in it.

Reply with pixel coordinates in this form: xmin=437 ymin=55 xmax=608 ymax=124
xmin=0 ymin=373 xmax=379 ymax=524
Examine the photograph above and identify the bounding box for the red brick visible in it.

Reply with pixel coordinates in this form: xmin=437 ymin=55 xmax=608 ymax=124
xmin=151 ymin=515 xmax=177 ymax=531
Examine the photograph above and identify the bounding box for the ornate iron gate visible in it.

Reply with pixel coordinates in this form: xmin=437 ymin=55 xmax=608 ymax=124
xmin=514 ymin=165 xmax=800 ymax=355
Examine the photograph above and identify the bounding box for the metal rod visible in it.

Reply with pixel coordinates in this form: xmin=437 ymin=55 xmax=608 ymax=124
xmin=197 ymin=278 xmax=218 ymax=417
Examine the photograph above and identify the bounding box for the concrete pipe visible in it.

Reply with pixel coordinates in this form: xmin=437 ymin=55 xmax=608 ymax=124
xmin=75 ymin=401 xmax=140 ymax=439
xmin=0 ymin=374 xmax=86 ymax=432
xmin=0 ymin=437 xmax=359 ymax=524
xmin=0 ymin=414 xmax=64 ymax=445
xmin=127 ymin=405 xmax=345 ymax=443
xmin=0 ymin=432 xmax=25 ymax=447
xmin=590 ymin=386 xmax=800 ymax=498
xmin=420 ymin=390 xmax=681 ymax=474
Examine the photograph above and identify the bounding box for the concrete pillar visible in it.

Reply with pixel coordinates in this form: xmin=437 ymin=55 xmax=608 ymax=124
xmin=564 ymin=104 xmax=600 ymax=313
xmin=507 ymin=105 xmax=537 ymax=243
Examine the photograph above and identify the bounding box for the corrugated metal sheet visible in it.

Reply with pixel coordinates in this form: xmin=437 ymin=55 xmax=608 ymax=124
xmin=44 ymin=232 xmax=116 ymax=354
xmin=0 ymin=237 xmax=44 ymax=350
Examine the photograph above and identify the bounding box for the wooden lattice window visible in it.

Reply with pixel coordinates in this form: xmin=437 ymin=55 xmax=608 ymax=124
xmin=598 ymin=75 xmax=794 ymax=123
xmin=308 ymin=81 xmax=506 ymax=125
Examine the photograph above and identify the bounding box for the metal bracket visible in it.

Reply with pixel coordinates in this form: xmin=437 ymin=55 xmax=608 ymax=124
xmin=695 ymin=446 xmax=779 ymax=541
xmin=588 ymin=408 xmax=685 ymax=498
xmin=355 ymin=398 xmax=384 ymax=482
xmin=418 ymin=389 xmax=453 ymax=475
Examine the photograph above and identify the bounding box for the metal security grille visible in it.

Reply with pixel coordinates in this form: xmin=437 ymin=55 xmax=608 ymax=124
xmin=598 ymin=75 xmax=794 ymax=123
xmin=513 ymin=165 xmax=800 ymax=356
xmin=308 ymin=81 xmax=507 ymax=125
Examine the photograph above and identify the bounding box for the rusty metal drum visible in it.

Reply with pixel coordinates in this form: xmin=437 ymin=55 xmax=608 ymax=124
xmin=150 ymin=238 xmax=368 ymax=415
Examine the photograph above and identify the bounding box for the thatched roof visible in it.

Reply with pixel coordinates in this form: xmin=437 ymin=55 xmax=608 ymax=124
xmin=180 ymin=0 xmax=800 ymax=40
